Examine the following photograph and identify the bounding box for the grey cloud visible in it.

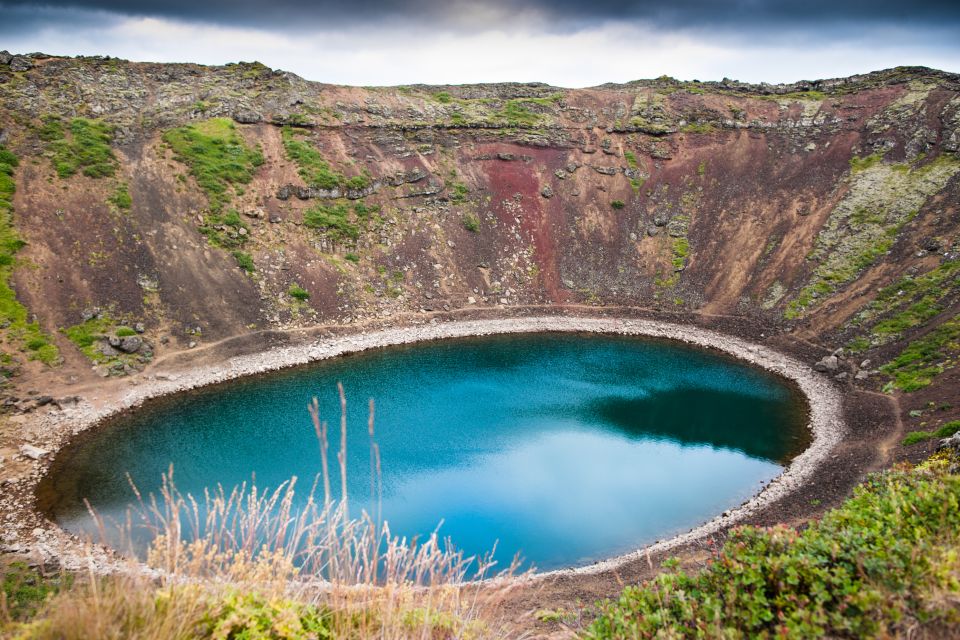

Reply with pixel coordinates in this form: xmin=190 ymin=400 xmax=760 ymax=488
xmin=4 ymin=0 xmax=959 ymax=34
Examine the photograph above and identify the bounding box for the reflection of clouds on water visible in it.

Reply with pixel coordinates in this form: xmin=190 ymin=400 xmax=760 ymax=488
xmin=380 ymin=427 xmax=778 ymax=569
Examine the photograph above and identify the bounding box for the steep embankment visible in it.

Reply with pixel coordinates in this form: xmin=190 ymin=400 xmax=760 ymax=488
xmin=0 ymin=53 xmax=958 ymax=569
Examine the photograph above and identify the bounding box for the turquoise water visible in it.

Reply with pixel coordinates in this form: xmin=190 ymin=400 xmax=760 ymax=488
xmin=40 ymin=333 xmax=809 ymax=571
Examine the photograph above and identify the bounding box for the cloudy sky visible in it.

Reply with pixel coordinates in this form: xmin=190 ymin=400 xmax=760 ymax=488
xmin=2 ymin=1 xmax=959 ymax=87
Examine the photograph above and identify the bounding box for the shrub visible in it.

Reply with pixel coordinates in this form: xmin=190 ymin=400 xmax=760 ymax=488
xmin=288 ymin=284 xmax=310 ymax=301
xmin=344 ymin=252 xmax=360 ymax=263
xmin=462 ymin=213 xmax=480 ymax=233
xmin=610 ymin=200 xmax=625 ymax=210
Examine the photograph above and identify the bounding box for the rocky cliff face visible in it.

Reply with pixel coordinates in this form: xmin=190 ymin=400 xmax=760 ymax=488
xmin=0 ymin=53 xmax=957 ymax=419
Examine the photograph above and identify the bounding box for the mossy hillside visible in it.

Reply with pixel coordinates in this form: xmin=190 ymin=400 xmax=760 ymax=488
xmin=281 ymin=126 xmax=345 ymax=190
xmin=880 ymin=313 xmax=960 ymax=392
xmin=39 ymin=116 xmax=118 ymax=179
xmin=786 ymin=155 xmax=960 ymax=319
xmin=586 ymin=458 xmax=960 ymax=639
xmin=0 ymin=145 xmax=59 ymax=367
xmin=162 ymin=118 xmax=264 ymax=212
xmin=303 ymin=201 xmax=379 ymax=245
xmin=847 ymin=257 xmax=960 ymax=351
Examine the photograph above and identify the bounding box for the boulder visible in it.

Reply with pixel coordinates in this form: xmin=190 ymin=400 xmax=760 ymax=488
xmin=19 ymin=444 xmax=48 ymax=460
xmin=117 ymin=336 xmax=143 ymax=354
xmin=540 ymin=185 xmax=554 ymax=198
xmin=0 ymin=51 xmax=12 ymax=65
xmin=814 ymin=355 xmax=839 ymax=372
xmin=232 ymin=109 xmax=262 ymax=124
xmin=9 ymin=56 xmax=33 ymax=72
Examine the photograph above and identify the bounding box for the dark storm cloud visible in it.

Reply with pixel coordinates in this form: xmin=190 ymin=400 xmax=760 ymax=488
xmin=4 ymin=0 xmax=960 ymax=34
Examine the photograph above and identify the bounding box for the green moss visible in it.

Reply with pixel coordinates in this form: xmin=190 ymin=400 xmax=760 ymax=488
xmin=231 ymin=250 xmax=255 ymax=273
xmin=681 ymin=122 xmax=715 ymax=134
xmin=199 ymin=209 xmax=251 ymax=250
xmin=162 ymin=118 xmax=263 ymax=212
xmin=880 ymin=315 xmax=960 ymax=392
xmin=903 ymin=421 xmax=960 ymax=445
xmin=0 ymin=145 xmax=59 ymax=366
xmin=280 ymin=127 xmax=372 ymax=192
xmin=757 ymin=90 xmax=827 ymax=102
xmin=108 ymin=182 xmax=131 ymax=210
xmin=786 ymin=155 xmax=960 ymax=319
xmin=494 ymin=100 xmax=541 ymax=127
xmin=42 ymin=117 xmax=118 ymax=179
xmin=624 ymin=151 xmax=638 ymax=169
xmin=287 ymin=283 xmax=310 ymax=301
xmin=850 ymin=153 xmax=884 ymax=172
xmin=114 ymin=326 xmax=137 ymax=337
xmin=672 ymin=237 xmax=690 ymax=270
xmin=303 ymin=202 xmax=359 ymax=242
xmin=848 ymin=258 xmax=959 ymax=348
xmin=587 ymin=460 xmax=960 ymax=639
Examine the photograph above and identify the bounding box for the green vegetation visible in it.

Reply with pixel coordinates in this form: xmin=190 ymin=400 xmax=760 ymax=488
xmin=281 ymin=127 xmax=373 ymax=192
xmin=848 ymin=258 xmax=959 ymax=349
xmin=114 ymin=326 xmax=137 ymax=337
xmin=757 ymin=90 xmax=827 ymax=102
xmin=903 ymin=420 xmax=960 ymax=445
xmin=2 ymin=562 xmax=70 ymax=623
xmin=199 ymin=208 xmax=250 ymax=250
xmin=697 ymin=160 xmax=707 ymax=176
xmin=41 ymin=117 xmax=118 ymax=179
xmin=287 ymin=283 xmax=310 ymax=301
xmin=449 ymin=181 xmax=469 ymax=204
xmin=0 ymin=145 xmax=59 ymax=366
xmin=344 ymin=252 xmax=360 ymax=263
xmin=231 ymin=250 xmax=255 ymax=273
xmin=304 ymin=202 xmax=359 ymax=242
xmin=850 ymin=153 xmax=884 ymax=173
xmin=610 ymin=200 xmax=625 ymax=210
xmin=433 ymin=91 xmax=453 ymax=103
xmin=587 ymin=458 xmax=960 ymax=639
xmin=162 ymin=118 xmax=264 ymax=212
xmin=62 ymin=313 xmax=132 ymax=365
xmin=108 ymin=182 xmax=131 ymax=210
xmin=786 ymin=155 xmax=960 ymax=319
xmin=680 ymin=122 xmax=715 ymax=134
xmin=624 ymin=151 xmax=638 ymax=169
xmin=672 ymin=237 xmax=690 ymax=271
xmin=462 ymin=213 xmax=480 ymax=233
xmin=494 ymin=100 xmax=541 ymax=126
xmin=881 ymin=315 xmax=960 ymax=392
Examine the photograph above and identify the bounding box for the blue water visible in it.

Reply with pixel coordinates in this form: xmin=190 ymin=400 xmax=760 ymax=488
xmin=40 ymin=333 xmax=809 ymax=570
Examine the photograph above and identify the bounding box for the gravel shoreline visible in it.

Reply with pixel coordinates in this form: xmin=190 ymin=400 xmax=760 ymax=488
xmin=1 ymin=316 xmax=844 ymax=577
